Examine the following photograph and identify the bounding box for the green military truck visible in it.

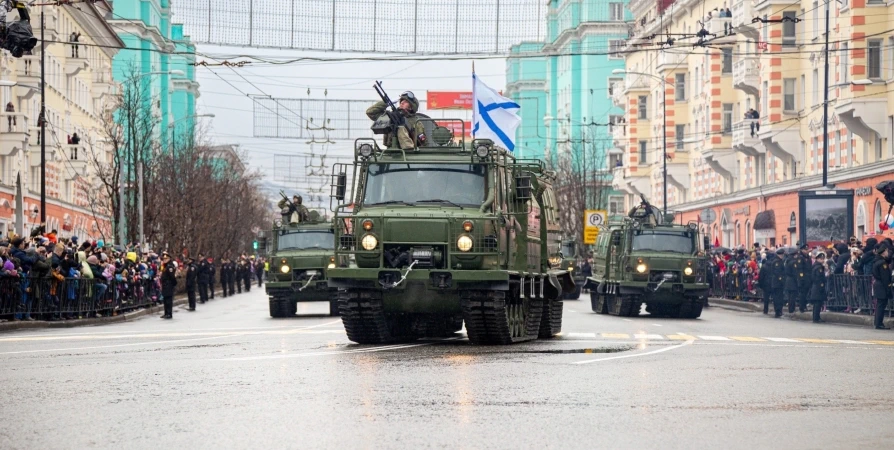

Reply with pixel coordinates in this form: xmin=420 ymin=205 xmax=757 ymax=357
xmin=326 ymin=116 xmax=574 ymax=345
xmin=585 ymin=196 xmax=709 ymax=318
xmin=262 ymin=211 xmax=339 ymax=317
xmin=551 ymin=239 xmax=585 ymax=299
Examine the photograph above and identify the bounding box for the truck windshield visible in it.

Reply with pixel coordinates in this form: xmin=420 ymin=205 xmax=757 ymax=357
xmin=561 ymin=242 xmax=576 ymax=257
xmin=278 ymin=231 xmax=334 ymax=250
xmin=632 ymin=231 xmax=695 ymax=254
xmin=363 ymin=163 xmax=486 ymax=206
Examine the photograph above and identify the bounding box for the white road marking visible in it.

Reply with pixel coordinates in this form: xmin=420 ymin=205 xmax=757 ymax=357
xmin=568 ymin=310 xmax=578 ymax=313
xmin=634 ymin=334 xmax=665 ymax=340
xmin=698 ymin=335 xmax=732 ymax=341
xmin=0 ymin=334 xmax=240 ymax=355
xmin=565 ymin=332 xmax=597 ymax=338
xmin=651 ymin=324 xmax=663 ymax=327
xmin=574 ymin=339 xmax=693 ymax=364
xmin=833 ymin=340 xmax=873 ymax=345
xmin=763 ymin=337 xmax=801 ymax=343
xmin=622 ymin=319 xmax=633 ymax=322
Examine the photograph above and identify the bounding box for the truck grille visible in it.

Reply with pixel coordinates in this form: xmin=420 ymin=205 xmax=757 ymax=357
xmin=650 ymin=270 xmax=680 ymax=283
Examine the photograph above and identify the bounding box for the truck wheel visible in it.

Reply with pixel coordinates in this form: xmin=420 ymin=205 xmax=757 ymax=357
xmin=269 ymin=297 xmax=296 ymax=318
xmin=339 ymin=289 xmax=416 ymax=344
xmin=590 ymin=292 xmax=608 ymax=314
xmin=461 ymin=283 xmax=543 ymax=345
xmin=678 ymin=298 xmax=704 ymax=319
xmin=328 ymin=293 xmax=340 ymax=317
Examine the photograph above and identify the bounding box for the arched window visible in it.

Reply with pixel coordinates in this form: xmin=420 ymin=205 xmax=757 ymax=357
xmin=745 ymin=220 xmax=752 ymax=248
xmin=856 ymin=201 xmax=867 ymax=240
xmin=875 ymin=200 xmax=883 ymax=234
xmin=735 ymin=221 xmax=741 ymax=247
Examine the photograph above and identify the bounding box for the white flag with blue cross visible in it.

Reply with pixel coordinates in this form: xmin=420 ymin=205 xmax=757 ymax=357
xmin=472 ymin=72 xmax=521 ymax=152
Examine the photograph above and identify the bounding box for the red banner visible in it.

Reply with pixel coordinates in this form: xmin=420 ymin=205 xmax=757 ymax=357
xmin=427 ymin=91 xmax=474 ymax=110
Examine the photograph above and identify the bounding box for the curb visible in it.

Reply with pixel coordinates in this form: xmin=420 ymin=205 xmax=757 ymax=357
xmin=0 ymin=289 xmax=224 ymax=333
xmin=709 ymin=297 xmax=894 ymax=328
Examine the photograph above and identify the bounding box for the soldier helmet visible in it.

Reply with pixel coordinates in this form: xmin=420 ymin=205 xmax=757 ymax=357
xmin=399 ymin=91 xmax=419 ymax=113
xmin=799 ymin=243 xmax=809 ymax=250
xmin=775 ymin=248 xmax=785 ymax=255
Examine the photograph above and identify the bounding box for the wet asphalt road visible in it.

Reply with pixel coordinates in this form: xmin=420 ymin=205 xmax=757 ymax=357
xmin=2 ymin=289 xmax=894 ymax=450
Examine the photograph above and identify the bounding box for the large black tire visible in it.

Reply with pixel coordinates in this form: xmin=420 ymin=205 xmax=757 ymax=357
xmin=328 ymin=294 xmax=340 ymax=317
xmin=416 ymin=315 xmax=463 ymax=338
xmin=338 ymin=289 xmax=416 ymax=344
xmin=678 ymin=298 xmax=704 ymax=319
xmin=591 ymin=292 xmax=608 ymax=314
xmin=646 ymin=303 xmax=681 ymax=317
xmin=461 ymin=283 xmax=543 ymax=345
xmin=269 ymin=297 xmax=296 ymax=318
xmin=538 ymin=298 xmax=563 ymax=338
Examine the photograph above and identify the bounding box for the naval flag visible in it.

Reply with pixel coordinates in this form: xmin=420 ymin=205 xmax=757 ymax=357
xmin=472 ymin=72 xmax=521 ymax=152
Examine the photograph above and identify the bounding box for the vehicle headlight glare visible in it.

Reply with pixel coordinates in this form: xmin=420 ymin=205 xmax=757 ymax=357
xmin=567 ymin=267 xmax=574 ymax=272
xmin=684 ymin=267 xmax=694 ymax=276
xmin=280 ymin=265 xmax=290 ymax=274
xmin=636 ymin=263 xmax=647 ymax=273
xmin=358 ymin=143 xmax=374 ymax=157
xmin=327 ymin=263 xmax=336 ymax=269
xmin=361 ymin=234 xmax=378 ymax=250
xmin=457 ymin=235 xmax=473 ymax=252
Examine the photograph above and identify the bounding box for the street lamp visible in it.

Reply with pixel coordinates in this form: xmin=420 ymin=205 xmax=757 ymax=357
xmin=612 ymin=69 xmax=668 ymax=215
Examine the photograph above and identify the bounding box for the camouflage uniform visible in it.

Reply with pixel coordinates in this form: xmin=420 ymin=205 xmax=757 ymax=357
xmin=278 ymin=196 xmax=309 ymax=224
xmin=366 ymin=95 xmax=425 ymax=150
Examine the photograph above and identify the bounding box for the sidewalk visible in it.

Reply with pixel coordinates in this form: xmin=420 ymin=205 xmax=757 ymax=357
xmin=710 ymin=297 xmax=894 ymax=328
xmin=0 ymin=288 xmax=225 ymax=333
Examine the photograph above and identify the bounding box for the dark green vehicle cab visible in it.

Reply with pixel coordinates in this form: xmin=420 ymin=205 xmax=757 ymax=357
xmin=551 ymin=239 xmax=585 ymax=299
xmin=262 ymin=212 xmax=339 ymax=317
xmin=327 ymin=118 xmax=574 ymax=345
xmin=585 ymin=196 xmax=709 ymax=318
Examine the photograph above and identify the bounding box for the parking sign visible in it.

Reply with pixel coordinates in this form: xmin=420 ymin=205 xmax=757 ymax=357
xmin=583 ymin=210 xmax=607 ymax=244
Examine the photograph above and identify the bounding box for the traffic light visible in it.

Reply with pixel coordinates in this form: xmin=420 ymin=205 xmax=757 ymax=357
xmin=252 ymin=240 xmax=258 ymax=250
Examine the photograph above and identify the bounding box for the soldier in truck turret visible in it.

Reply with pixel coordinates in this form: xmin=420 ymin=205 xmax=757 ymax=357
xmin=366 ymin=91 xmax=426 ymax=150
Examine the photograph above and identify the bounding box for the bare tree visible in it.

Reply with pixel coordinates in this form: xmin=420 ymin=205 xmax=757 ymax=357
xmin=551 ymin=129 xmax=611 ymax=247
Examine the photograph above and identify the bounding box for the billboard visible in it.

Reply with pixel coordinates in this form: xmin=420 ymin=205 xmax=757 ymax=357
xmin=798 ymin=190 xmax=854 ymax=248
xmin=427 ymin=92 xmax=474 ymax=110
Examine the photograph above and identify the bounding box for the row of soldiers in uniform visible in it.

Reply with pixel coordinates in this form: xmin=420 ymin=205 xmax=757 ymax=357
xmin=758 ymin=241 xmax=894 ymax=329
xmin=182 ymin=255 xmax=265 ymax=311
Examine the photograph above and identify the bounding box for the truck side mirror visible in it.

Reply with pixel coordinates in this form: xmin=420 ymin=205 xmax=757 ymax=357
xmin=334 ymin=172 xmax=347 ymax=202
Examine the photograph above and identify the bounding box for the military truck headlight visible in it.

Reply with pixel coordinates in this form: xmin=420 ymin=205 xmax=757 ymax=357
xmin=684 ymin=267 xmax=694 ymax=276
xmin=280 ymin=264 xmax=290 ymax=274
xmin=361 ymin=234 xmax=378 ymax=250
xmin=327 ymin=263 xmax=336 ymax=269
xmin=362 ymin=219 xmax=374 ymax=231
xmin=462 ymin=220 xmax=473 ymax=232
xmin=636 ymin=263 xmax=647 ymax=273
xmin=567 ymin=267 xmax=574 ymax=272
xmin=358 ymin=143 xmax=374 ymax=158
xmin=475 ymin=144 xmax=490 ymax=158
xmin=457 ymin=235 xmax=473 ymax=252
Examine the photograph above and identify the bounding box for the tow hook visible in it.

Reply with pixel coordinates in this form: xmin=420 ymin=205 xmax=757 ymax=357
xmin=297 ymin=274 xmax=316 ymax=292
xmin=381 ymin=260 xmax=418 ymax=290
xmin=652 ymin=273 xmax=674 ymax=292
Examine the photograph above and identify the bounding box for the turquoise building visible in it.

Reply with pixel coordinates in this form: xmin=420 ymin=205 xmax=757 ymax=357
xmin=108 ymin=0 xmax=200 ymax=147
xmin=507 ymin=0 xmax=631 ymax=214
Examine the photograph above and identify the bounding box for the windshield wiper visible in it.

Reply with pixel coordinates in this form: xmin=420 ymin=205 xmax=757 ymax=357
xmin=367 ymin=200 xmax=415 ymax=207
xmin=416 ymin=199 xmax=464 ymax=209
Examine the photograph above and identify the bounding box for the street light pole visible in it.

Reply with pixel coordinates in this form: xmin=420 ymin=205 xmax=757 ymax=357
xmin=39 ymin=11 xmax=45 ymax=225
xmin=662 ymin=76 xmax=667 ymax=215
xmin=821 ymin=0 xmax=831 ymax=187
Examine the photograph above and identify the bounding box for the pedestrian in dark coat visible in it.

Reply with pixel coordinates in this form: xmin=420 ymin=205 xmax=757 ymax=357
xmin=794 ymin=245 xmax=812 ymax=313
xmin=208 ymin=258 xmax=216 ymax=299
xmin=185 ymin=257 xmax=197 ymax=311
xmin=219 ymin=257 xmax=229 ymax=298
xmin=242 ymin=259 xmax=252 ymax=292
xmin=871 ymin=245 xmax=893 ymax=330
xmin=809 ymin=253 xmax=827 ymax=323
xmin=235 ymin=260 xmax=244 ymax=293
xmin=783 ymin=252 xmax=800 ymax=313
xmin=197 ymin=253 xmax=210 ymax=303
xmin=226 ymin=260 xmax=236 ymax=296
xmin=160 ymin=254 xmax=177 ymax=319
xmin=770 ymin=248 xmax=787 ymax=317
xmin=758 ymin=252 xmax=775 ymax=314
xmin=856 ymin=238 xmax=878 ymax=275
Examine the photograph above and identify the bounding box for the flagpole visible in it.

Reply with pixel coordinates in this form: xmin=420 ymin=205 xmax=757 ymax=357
xmin=472 ymin=61 xmax=476 ymax=139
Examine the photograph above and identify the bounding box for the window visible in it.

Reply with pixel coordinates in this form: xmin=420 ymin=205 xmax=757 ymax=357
xmin=675 ymin=73 xmax=686 ymax=101
xmin=762 ymin=15 xmax=769 ymax=42
xmin=722 ymin=104 xmax=733 ymax=133
xmin=762 ymin=81 xmax=768 ymax=114
xmin=639 ymin=140 xmax=648 ymax=164
xmin=676 ymin=124 xmax=685 ymax=150
xmin=782 ymin=11 xmax=797 ymax=46
xmin=800 ymin=74 xmax=806 ymax=110
xmin=812 ymin=69 xmax=819 ymax=106
xmin=610 ymin=3 xmax=623 ymax=21
xmin=609 ymin=196 xmax=624 ymax=214
xmin=868 ymin=39 xmax=882 ymax=78
xmin=608 ymin=40 xmax=625 ymax=59
xmin=694 ymin=67 xmax=700 ymax=96
xmin=638 ymin=95 xmax=647 ymax=119
xmin=607 ymin=77 xmax=622 ymax=96
xmin=812 ymin=3 xmax=819 ymax=40
xmin=783 ymin=78 xmax=796 ymax=111
xmin=722 ymin=48 xmax=733 ymax=74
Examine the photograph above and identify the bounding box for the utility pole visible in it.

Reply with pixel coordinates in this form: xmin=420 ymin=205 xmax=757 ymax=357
xmin=821 ymin=0 xmax=831 ymax=187
xmin=39 ymin=11 xmax=46 ymax=225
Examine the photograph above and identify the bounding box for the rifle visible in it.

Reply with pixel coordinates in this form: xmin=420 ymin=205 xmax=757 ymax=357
xmin=279 ymin=190 xmax=296 ymax=210
xmin=371 ymin=80 xmax=407 ymax=136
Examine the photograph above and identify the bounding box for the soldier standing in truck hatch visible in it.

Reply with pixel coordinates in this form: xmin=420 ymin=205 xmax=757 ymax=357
xmin=278 ymin=195 xmax=309 ymax=224
xmin=366 ymin=91 xmax=426 ymax=150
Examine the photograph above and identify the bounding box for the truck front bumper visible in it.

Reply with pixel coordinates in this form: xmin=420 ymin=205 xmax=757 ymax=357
xmin=327 ymin=268 xmax=511 ymax=291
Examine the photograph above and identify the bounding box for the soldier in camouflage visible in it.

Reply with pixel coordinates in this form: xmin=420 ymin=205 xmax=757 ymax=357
xmin=366 ymin=91 xmax=426 ymax=150
xmin=278 ymin=195 xmax=309 ymax=225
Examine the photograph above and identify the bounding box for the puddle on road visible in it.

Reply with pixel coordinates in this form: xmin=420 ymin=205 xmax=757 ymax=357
xmin=518 ymin=346 xmax=636 ymax=355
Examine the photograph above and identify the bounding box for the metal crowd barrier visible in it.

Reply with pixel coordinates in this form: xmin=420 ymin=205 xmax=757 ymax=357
xmin=0 ymin=276 xmax=162 ymax=320
xmin=709 ymin=273 xmax=893 ymax=316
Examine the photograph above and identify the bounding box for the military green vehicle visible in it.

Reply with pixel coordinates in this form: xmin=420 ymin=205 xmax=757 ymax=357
xmin=263 ymin=209 xmax=339 ymax=318
xmin=326 ymin=116 xmax=574 ymax=345
xmin=549 ymin=239 xmax=585 ymax=300
xmin=585 ymin=196 xmax=710 ymax=318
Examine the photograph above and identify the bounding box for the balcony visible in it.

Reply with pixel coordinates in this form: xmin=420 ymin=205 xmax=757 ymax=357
xmin=0 ymin=113 xmax=31 ymax=157
xmin=732 ymin=120 xmax=765 ymax=156
xmin=704 ymin=17 xmax=735 ymax=44
xmin=834 ymin=97 xmax=888 ymax=143
xmin=610 ymin=122 xmax=627 ymax=144
xmin=610 ymin=81 xmax=626 ymax=108
xmin=702 ymin=147 xmax=737 ymax=180
xmin=611 ymin=165 xmax=652 ymax=196
xmin=757 ymin=119 xmax=802 ymax=168
xmin=624 ymin=74 xmax=650 ymax=92
xmin=733 ymin=58 xmax=760 ymax=97
xmin=65 ymin=57 xmax=89 ymax=76
xmin=62 ymin=145 xmax=88 ymax=179
xmin=732 ymin=0 xmax=760 ymax=40
xmin=657 ymin=50 xmax=687 ymax=72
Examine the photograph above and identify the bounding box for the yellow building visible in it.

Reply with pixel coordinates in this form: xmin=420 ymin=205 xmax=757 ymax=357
xmin=0 ymin=1 xmax=122 ymax=238
xmin=612 ymin=0 xmax=894 ymax=246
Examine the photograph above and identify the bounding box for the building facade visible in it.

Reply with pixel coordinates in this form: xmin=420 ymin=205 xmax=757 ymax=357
xmin=612 ymin=0 xmax=894 ymax=246
xmin=0 ymin=1 xmax=123 ymax=239
xmin=109 ymin=0 xmax=199 ymax=146
xmin=508 ymin=0 xmax=633 ymax=216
